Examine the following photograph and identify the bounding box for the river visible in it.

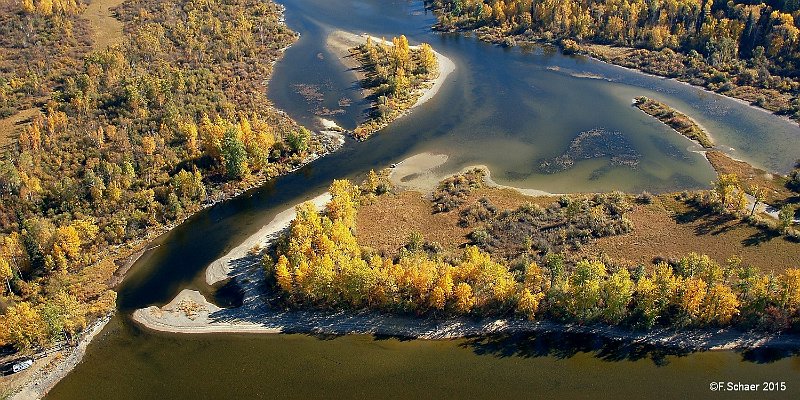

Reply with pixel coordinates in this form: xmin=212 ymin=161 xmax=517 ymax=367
xmin=45 ymin=0 xmax=800 ymax=399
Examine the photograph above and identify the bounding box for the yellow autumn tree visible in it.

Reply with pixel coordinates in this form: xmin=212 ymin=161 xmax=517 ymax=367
xmin=602 ymin=268 xmax=634 ymax=323
xmin=566 ymin=260 xmax=607 ymax=321
xmin=454 ymin=282 xmax=475 ymax=313
xmin=0 ymin=302 xmax=48 ymax=350
xmin=326 ymin=179 xmax=359 ymax=229
xmin=275 ymin=255 xmax=294 ymax=294
xmin=700 ymin=283 xmax=740 ymax=325
xmin=49 ymin=225 xmax=81 ymax=271
xmin=676 ymin=276 xmax=707 ymax=324
xmin=418 ymin=43 xmax=438 ymax=76
xmin=0 ymin=257 xmax=12 ymax=294
xmin=517 ymin=289 xmax=544 ymax=320
xmin=778 ymin=268 xmax=800 ymax=313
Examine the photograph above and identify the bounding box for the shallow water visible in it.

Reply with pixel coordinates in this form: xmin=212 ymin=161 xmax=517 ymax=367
xmin=45 ymin=1 xmax=800 ymax=399
xmin=269 ymin=0 xmax=800 ymax=193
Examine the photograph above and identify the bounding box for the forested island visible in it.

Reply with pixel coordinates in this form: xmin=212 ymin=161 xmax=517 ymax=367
xmin=327 ymin=31 xmax=452 ymax=140
xmin=431 ymin=0 xmax=800 ymax=122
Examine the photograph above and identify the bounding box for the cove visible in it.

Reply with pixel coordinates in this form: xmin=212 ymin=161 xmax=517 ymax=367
xmin=45 ymin=1 xmax=800 ymax=399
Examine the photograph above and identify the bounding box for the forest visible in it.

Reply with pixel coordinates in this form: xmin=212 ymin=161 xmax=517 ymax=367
xmin=0 ymin=0 xmax=323 ymax=351
xmin=350 ymin=35 xmax=439 ymax=139
xmin=431 ymin=0 xmax=800 ymax=119
xmin=264 ymin=176 xmax=800 ymax=332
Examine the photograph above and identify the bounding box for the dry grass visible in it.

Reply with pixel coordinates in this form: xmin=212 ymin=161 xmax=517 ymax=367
xmin=579 ymin=196 xmax=800 ymax=272
xmin=82 ymin=0 xmax=125 ymax=50
xmin=356 ymin=187 xmax=557 ymax=257
xmin=706 ymin=150 xmax=795 ymax=205
xmin=357 ymin=181 xmax=798 ymax=273
xmin=357 ymin=191 xmax=468 ymax=256
xmin=0 ymin=107 xmax=40 ymax=147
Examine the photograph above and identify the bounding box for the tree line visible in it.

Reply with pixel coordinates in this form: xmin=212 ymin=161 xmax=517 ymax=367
xmin=432 ymin=0 xmax=800 ymax=118
xmin=264 ymin=178 xmax=800 ymax=332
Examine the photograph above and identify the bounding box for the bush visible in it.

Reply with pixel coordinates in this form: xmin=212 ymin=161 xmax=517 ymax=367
xmin=561 ymin=39 xmax=580 ymax=55
xmin=636 ymin=191 xmax=655 ymax=204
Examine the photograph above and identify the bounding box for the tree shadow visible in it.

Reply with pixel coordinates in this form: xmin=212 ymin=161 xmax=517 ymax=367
xmin=458 ymin=332 xmax=690 ymax=366
xmin=692 ymin=213 xmax=738 ymax=236
xmin=742 ymin=229 xmax=781 ymax=246
xmin=673 ymin=206 xmax=710 ymax=225
xmin=739 ymin=347 xmax=800 ymax=364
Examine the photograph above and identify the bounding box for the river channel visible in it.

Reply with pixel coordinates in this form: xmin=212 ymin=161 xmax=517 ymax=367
xmin=46 ymin=1 xmax=800 ymax=398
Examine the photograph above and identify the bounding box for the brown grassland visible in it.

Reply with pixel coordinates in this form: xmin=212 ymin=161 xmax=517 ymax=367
xmin=357 ymin=185 xmax=799 ymax=273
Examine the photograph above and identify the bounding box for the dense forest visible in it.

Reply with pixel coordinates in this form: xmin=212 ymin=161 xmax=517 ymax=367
xmin=431 ymin=0 xmax=800 ymax=118
xmin=0 ymin=0 xmax=327 ymax=351
xmin=264 ymin=176 xmax=800 ymax=332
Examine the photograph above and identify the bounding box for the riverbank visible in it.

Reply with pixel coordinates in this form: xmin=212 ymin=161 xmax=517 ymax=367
xmin=432 ymin=18 xmax=798 ymax=128
xmin=326 ymin=30 xmax=456 ymax=139
xmin=5 ymin=315 xmax=111 ymax=400
xmin=133 ymin=289 xmax=800 ymax=350
xmin=135 ymin=240 xmax=800 ymax=351
xmin=206 ymin=192 xmax=331 ymax=285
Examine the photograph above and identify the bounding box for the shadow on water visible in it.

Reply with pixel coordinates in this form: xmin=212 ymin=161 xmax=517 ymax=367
xmin=739 ymin=347 xmax=800 ymax=364
xmin=459 ymin=331 xmax=800 ymax=365
xmin=458 ymin=332 xmax=691 ymax=366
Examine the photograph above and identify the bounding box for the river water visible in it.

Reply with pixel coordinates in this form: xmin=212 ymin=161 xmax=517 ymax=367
xmin=46 ymin=1 xmax=800 ymax=399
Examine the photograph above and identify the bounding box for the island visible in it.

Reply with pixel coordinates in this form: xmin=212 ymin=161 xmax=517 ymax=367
xmin=133 ymin=153 xmax=800 ymax=348
xmin=327 ymin=31 xmax=455 ymax=140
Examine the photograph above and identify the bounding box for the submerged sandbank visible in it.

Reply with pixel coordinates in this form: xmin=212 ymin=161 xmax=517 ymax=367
xmin=388 ymin=152 xmax=555 ymax=196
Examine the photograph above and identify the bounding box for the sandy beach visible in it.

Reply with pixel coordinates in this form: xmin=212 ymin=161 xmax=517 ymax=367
xmin=206 ymin=192 xmax=331 ymax=285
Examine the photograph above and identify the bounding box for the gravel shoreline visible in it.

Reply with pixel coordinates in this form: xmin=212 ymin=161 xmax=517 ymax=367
xmin=9 ymin=315 xmax=112 ymax=400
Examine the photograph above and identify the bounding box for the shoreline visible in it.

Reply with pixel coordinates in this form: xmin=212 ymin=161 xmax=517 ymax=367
xmin=133 ymin=179 xmax=798 ymax=352
xmin=592 ymin=51 xmax=798 ymax=126
xmin=448 ymin=28 xmax=798 ymax=127
xmin=132 ymin=291 xmax=800 ymax=350
xmin=326 ymin=30 xmax=456 ymax=138
xmin=9 ymin=315 xmax=112 ymax=400
xmin=205 ymin=192 xmax=331 ymax=285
